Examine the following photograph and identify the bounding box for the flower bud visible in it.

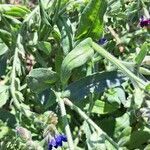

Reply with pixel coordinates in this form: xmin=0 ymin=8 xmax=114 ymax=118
xmin=16 ymin=126 xmax=32 ymax=142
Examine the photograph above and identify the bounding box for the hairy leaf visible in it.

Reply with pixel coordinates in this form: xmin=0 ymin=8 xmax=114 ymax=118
xmin=62 ymin=71 xmax=126 ymax=101
xmin=61 ymin=38 xmax=94 ymax=85
xmin=27 ymin=68 xmax=58 ymax=93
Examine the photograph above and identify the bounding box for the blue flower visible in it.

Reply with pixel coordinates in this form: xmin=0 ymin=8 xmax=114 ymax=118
xmin=140 ymin=16 xmax=150 ymax=27
xmin=98 ymin=38 xmax=107 ymax=45
xmin=48 ymin=134 xmax=67 ymax=150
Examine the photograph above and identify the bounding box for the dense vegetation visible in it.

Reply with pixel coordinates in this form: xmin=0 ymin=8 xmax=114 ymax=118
xmin=0 ymin=0 xmax=150 ymax=149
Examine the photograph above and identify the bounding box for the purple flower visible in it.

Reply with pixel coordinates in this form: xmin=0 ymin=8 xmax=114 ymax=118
xmin=140 ymin=16 xmax=150 ymax=27
xmin=98 ymin=38 xmax=107 ymax=45
xmin=48 ymin=134 xmax=67 ymax=150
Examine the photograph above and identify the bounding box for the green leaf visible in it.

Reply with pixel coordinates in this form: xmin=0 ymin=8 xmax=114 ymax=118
xmin=114 ymin=113 xmax=131 ymax=138
xmin=114 ymin=87 xmax=126 ymax=106
xmin=37 ymin=41 xmax=52 ymax=55
xmin=0 ymin=5 xmax=30 ymax=17
xmin=0 ymin=29 xmax=12 ymax=47
xmin=61 ymin=38 xmax=94 ymax=85
xmin=0 ymin=109 xmax=16 ymax=128
xmin=15 ymin=91 xmax=24 ymax=102
xmin=144 ymin=144 xmax=150 ymax=150
xmin=0 ymin=85 xmax=9 ymax=107
xmin=75 ymin=0 xmax=107 ymax=40
xmin=99 ymin=113 xmax=132 ymax=140
xmin=135 ymin=42 xmax=150 ymax=66
xmin=127 ymin=127 xmax=150 ymax=149
xmin=0 ymin=125 xmax=10 ymax=139
xmin=38 ymin=89 xmax=57 ymax=108
xmin=26 ymin=68 xmax=58 ymax=93
xmin=83 ymin=121 xmax=116 ymax=150
xmin=57 ymin=17 xmax=73 ymax=54
xmin=133 ymin=88 xmax=145 ymax=108
xmin=145 ymin=83 xmax=150 ymax=93
xmin=118 ymin=127 xmax=132 ymax=146
xmin=62 ymin=71 xmax=126 ymax=101
xmin=139 ymin=67 xmax=150 ymax=76
xmin=39 ymin=0 xmax=50 ymax=25
xmin=87 ymin=132 xmax=106 ymax=150
xmin=104 ymin=88 xmax=125 ymax=107
xmin=0 ymin=42 xmax=8 ymax=56
xmin=92 ymin=99 xmax=119 ymax=114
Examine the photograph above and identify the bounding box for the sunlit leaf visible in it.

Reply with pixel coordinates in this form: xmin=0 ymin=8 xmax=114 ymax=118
xmin=62 ymin=71 xmax=126 ymax=101
xmin=75 ymin=0 xmax=107 ymax=40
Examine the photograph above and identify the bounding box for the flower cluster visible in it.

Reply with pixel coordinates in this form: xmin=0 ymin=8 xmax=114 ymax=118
xmin=98 ymin=38 xmax=107 ymax=45
xmin=42 ymin=112 xmax=67 ymax=150
xmin=48 ymin=134 xmax=67 ymax=150
xmin=140 ymin=16 xmax=150 ymax=28
xmin=44 ymin=124 xmax=67 ymax=150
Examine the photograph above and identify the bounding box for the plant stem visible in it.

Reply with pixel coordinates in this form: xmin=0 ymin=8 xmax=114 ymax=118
xmin=108 ymin=26 xmax=125 ymax=53
xmin=92 ymin=42 xmax=147 ymax=89
xmin=108 ymin=26 xmax=122 ymax=45
xmin=64 ymin=98 xmax=119 ymax=149
xmin=56 ymin=92 xmax=74 ymax=150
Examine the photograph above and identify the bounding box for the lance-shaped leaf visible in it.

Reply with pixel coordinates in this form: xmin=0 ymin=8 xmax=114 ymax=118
xmin=62 ymin=71 xmax=126 ymax=101
xmin=61 ymin=38 xmax=94 ymax=85
xmin=0 ymin=30 xmax=12 ymax=48
xmin=27 ymin=68 xmax=58 ymax=93
xmin=0 ymin=4 xmax=30 ymax=17
xmin=75 ymin=0 xmax=107 ymax=40
xmin=135 ymin=42 xmax=150 ymax=66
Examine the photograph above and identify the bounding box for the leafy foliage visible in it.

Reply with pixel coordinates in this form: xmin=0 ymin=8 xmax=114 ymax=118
xmin=0 ymin=0 xmax=150 ymax=150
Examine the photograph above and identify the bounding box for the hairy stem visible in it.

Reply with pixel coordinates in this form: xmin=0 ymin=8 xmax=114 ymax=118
xmin=108 ymin=26 xmax=124 ymax=53
xmin=55 ymin=92 xmax=74 ymax=150
xmin=92 ymin=41 xmax=147 ymax=89
xmin=108 ymin=26 xmax=122 ymax=45
xmin=64 ymin=98 xmax=119 ymax=149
